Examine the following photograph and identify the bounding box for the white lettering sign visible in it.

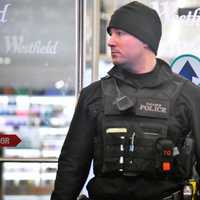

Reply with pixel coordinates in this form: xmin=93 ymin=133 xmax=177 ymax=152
xmin=4 ymin=36 xmax=59 ymax=55
xmin=0 ymin=3 xmax=11 ymax=24
xmin=178 ymin=8 xmax=200 ymax=26
xmin=151 ymin=2 xmax=200 ymax=26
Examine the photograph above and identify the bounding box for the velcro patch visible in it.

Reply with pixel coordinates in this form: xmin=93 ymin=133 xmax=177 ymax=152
xmin=135 ymin=98 xmax=169 ymax=119
xmin=106 ymin=128 xmax=127 ymax=134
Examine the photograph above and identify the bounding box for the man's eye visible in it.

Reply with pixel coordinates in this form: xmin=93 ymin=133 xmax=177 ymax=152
xmin=117 ymin=31 xmax=125 ymax=36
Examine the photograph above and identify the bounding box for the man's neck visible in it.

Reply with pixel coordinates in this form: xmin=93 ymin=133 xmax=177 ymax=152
xmin=130 ymin=57 xmax=157 ymax=74
xmin=132 ymin=59 xmax=156 ymax=74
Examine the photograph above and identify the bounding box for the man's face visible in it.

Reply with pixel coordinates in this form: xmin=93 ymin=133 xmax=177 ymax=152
xmin=107 ymin=28 xmax=147 ymax=65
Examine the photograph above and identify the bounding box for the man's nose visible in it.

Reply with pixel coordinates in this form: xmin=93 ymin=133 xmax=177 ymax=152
xmin=107 ymin=35 xmax=116 ymax=47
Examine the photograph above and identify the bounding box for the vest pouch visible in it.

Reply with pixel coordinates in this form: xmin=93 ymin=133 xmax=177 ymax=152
xmin=124 ymin=130 xmax=160 ymax=176
xmin=93 ymin=136 xmax=103 ymax=174
xmin=155 ymin=138 xmax=175 ymax=176
xmin=174 ymin=136 xmax=195 ymax=180
xmin=102 ymin=127 xmax=130 ymax=173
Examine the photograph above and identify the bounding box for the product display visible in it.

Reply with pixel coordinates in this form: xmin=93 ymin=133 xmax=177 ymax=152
xmin=0 ymin=93 xmax=76 ymax=195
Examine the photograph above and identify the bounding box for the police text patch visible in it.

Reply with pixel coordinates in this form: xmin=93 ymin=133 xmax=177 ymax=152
xmin=135 ymin=98 xmax=169 ymax=119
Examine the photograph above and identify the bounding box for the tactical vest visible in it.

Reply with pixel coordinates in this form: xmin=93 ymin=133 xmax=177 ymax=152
xmin=93 ymin=75 xmax=193 ymax=179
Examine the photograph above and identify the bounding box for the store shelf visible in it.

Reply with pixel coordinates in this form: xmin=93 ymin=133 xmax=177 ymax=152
xmin=0 ymin=94 xmax=75 ymax=185
xmin=4 ymin=195 xmax=50 ymax=200
xmin=0 ymin=95 xmax=76 ymax=106
xmin=39 ymin=127 xmax=68 ymax=135
xmin=0 ymin=158 xmax=58 ymax=163
xmin=3 ymin=162 xmax=57 ymax=181
xmin=4 ymin=172 xmax=42 ymax=181
xmin=4 ymin=171 xmax=57 ymax=181
xmin=4 ymin=149 xmax=41 ymax=158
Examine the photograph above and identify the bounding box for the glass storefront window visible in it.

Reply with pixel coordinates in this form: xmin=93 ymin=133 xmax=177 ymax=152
xmin=0 ymin=0 xmax=76 ymax=199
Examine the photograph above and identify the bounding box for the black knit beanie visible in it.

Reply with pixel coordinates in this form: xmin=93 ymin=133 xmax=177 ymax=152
xmin=107 ymin=1 xmax=162 ymax=55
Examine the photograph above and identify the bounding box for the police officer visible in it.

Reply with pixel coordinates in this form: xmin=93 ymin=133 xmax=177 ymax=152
xmin=51 ymin=1 xmax=200 ymax=200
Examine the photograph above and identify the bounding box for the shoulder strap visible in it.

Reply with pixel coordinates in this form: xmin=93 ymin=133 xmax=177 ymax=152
xmin=168 ymin=77 xmax=187 ymax=115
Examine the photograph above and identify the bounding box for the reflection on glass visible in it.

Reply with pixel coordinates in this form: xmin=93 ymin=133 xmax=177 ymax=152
xmin=0 ymin=0 xmax=76 ymax=199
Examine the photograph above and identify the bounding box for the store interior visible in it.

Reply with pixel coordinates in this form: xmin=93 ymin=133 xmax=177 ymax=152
xmin=0 ymin=0 xmax=199 ymax=199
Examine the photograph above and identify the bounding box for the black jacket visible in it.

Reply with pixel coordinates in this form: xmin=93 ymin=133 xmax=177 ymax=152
xmin=51 ymin=59 xmax=200 ymax=200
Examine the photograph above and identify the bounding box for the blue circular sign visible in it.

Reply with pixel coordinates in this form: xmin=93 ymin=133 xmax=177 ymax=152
xmin=171 ymin=54 xmax=200 ymax=86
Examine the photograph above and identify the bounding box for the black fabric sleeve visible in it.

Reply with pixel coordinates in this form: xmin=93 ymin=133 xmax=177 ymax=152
xmin=181 ymin=81 xmax=200 ymax=175
xmin=189 ymin=87 xmax=200 ymax=175
xmin=50 ymin=89 xmax=96 ymax=200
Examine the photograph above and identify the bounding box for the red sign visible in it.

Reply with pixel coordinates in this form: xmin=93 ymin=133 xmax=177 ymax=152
xmin=0 ymin=134 xmax=21 ymax=147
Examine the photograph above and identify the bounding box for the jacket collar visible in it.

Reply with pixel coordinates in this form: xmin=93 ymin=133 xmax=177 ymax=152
xmin=108 ymin=58 xmax=173 ymax=88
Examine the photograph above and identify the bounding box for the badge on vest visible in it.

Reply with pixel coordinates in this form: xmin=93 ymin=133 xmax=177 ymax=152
xmin=135 ymin=98 xmax=169 ymax=119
